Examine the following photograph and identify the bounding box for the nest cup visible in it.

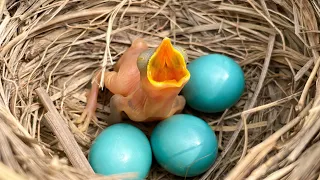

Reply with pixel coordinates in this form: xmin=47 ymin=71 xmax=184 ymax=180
xmin=0 ymin=0 xmax=320 ymax=179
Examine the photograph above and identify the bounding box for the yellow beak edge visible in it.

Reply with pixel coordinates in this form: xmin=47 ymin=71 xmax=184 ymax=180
xmin=147 ymin=38 xmax=190 ymax=88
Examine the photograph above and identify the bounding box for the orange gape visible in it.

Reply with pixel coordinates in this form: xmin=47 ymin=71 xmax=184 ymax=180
xmin=76 ymin=37 xmax=190 ymax=132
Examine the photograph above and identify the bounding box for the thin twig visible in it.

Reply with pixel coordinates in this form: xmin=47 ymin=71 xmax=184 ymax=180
xmin=0 ymin=162 xmax=28 ymax=180
xmin=225 ymin=100 xmax=313 ymax=179
xmin=36 ymin=87 xmax=94 ymax=173
xmin=296 ymin=57 xmax=320 ymax=111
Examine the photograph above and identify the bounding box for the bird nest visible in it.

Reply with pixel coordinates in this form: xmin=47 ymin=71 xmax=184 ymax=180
xmin=1 ymin=0 xmax=320 ymax=179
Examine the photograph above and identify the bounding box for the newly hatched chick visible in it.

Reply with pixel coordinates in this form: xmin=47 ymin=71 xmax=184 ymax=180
xmin=76 ymin=38 xmax=190 ymax=131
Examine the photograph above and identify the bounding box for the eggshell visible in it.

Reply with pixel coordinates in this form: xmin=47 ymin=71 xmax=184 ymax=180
xmin=182 ymin=54 xmax=245 ymax=113
xmin=150 ymin=114 xmax=218 ymax=177
xmin=89 ymin=123 xmax=152 ymax=179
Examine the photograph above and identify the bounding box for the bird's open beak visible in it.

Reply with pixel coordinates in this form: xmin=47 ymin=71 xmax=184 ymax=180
xmin=147 ymin=38 xmax=190 ymax=88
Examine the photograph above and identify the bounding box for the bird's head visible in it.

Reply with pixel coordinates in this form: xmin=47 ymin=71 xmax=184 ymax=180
xmin=137 ymin=38 xmax=190 ymax=91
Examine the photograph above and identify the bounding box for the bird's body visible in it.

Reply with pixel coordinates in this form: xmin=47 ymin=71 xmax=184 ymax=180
xmin=76 ymin=38 xmax=190 ymax=130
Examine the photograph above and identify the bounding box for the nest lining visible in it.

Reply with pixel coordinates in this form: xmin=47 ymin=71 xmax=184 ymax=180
xmin=0 ymin=0 xmax=320 ymax=179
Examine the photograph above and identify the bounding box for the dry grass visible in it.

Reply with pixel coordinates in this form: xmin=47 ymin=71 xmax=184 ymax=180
xmin=0 ymin=0 xmax=320 ymax=179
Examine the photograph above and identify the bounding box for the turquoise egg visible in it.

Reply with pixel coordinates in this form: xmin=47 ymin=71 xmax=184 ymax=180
xmin=182 ymin=54 xmax=245 ymax=113
xmin=89 ymin=123 xmax=152 ymax=179
xmin=150 ymin=114 xmax=218 ymax=177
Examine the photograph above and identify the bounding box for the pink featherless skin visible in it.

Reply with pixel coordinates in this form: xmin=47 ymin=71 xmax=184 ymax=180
xmin=76 ymin=38 xmax=190 ymax=131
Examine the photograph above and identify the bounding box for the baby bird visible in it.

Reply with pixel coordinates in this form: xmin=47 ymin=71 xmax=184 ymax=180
xmin=76 ymin=37 xmax=190 ymax=131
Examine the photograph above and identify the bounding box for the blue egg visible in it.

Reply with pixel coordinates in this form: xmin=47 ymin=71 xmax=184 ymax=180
xmin=89 ymin=123 xmax=152 ymax=179
xmin=182 ymin=54 xmax=245 ymax=113
xmin=150 ymin=114 xmax=218 ymax=177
